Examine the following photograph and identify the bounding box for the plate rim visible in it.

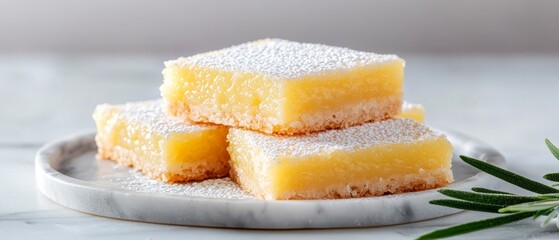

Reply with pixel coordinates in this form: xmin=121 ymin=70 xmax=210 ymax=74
xmin=35 ymin=129 xmax=506 ymax=228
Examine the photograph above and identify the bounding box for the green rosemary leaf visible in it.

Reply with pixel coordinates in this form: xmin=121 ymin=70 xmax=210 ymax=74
xmin=422 ymin=140 xmax=559 ymax=239
xmin=460 ymin=155 xmax=559 ymax=194
xmin=416 ymin=212 xmax=533 ymax=240
xmin=532 ymin=208 xmax=554 ymax=220
xmin=537 ymin=193 xmax=559 ymax=199
xmin=499 ymin=200 xmax=559 ymax=213
xmin=545 ymin=139 xmax=559 ymax=161
xmin=471 ymin=187 xmax=515 ymax=195
xmin=429 ymin=199 xmax=504 ymax=213
xmin=438 ymin=189 xmax=540 ymax=205
xmin=542 ymin=207 xmax=559 ymax=227
xmin=543 ymin=173 xmax=559 ymax=182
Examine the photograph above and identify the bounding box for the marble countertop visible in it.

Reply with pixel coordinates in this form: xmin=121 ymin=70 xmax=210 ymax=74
xmin=1 ymin=54 xmax=559 ymax=239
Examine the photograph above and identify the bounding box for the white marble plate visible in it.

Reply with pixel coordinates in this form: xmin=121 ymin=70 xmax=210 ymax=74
xmin=35 ymin=130 xmax=505 ymax=229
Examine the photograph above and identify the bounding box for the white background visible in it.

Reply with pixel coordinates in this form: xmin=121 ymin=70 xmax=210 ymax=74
xmin=1 ymin=0 xmax=558 ymax=55
xmin=1 ymin=1 xmax=559 ymax=239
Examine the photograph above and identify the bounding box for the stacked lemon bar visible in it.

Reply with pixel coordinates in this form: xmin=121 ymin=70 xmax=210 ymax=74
xmin=94 ymin=39 xmax=453 ymax=200
xmin=93 ymin=100 xmax=230 ymax=182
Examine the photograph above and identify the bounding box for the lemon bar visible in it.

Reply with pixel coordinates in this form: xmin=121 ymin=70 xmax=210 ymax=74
xmin=93 ymin=100 xmax=229 ymax=183
xmin=161 ymin=38 xmax=405 ymax=135
xmin=227 ymin=118 xmax=453 ymax=200
xmin=397 ymin=102 xmax=425 ymax=122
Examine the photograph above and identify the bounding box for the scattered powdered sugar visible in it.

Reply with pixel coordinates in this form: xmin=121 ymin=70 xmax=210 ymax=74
xmin=107 ymin=169 xmax=254 ymax=200
xmin=233 ymin=118 xmax=444 ymax=159
xmin=166 ymin=38 xmax=403 ymax=79
xmin=97 ymin=99 xmax=221 ymax=138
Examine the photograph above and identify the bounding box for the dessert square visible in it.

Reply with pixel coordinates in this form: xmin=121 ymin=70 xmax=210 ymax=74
xmin=397 ymin=102 xmax=425 ymax=122
xmin=227 ymin=118 xmax=453 ymax=200
xmin=93 ymin=100 xmax=230 ymax=183
xmin=161 ymin=38 xmax=405 ymax=134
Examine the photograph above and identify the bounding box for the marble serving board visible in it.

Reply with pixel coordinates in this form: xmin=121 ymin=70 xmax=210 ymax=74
xmin=35 ymin=130 xmax=505 ymax=229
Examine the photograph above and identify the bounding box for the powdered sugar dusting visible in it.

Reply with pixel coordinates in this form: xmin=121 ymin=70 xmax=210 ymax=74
xmin=232 ymin=118 xmax=444 ymax=158
xmin=121 ymin=174 xmax=253 ymax=199
xmin=97 ymin=99 xmax=221 ymax=138
xmin=65 ymin=151 xmax=254 ymax=200
xmin=106 ymin=169 xmax=254 ymax=199
xmin=166 ymin=38 xmax=403 ymax=79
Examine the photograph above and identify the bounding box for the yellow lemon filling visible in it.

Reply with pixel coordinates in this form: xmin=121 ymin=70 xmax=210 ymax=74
xmin=93 ymin=100 xmax=229 ymax=182
xmin=397 ymin=102 xmax=425 ymax=122
xmin=227 ymin=118 xmax=453 ymax=200
xmin=161 ymin=39 xmax=405 ymax=134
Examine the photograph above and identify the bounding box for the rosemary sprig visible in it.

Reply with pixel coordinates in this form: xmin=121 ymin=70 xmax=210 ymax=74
xmin=545 ymin=139 xmax=559 ymax=160
xmin=542 ymin=207 xmax=559 ymax=227
xmin=417 ymin=212 xmax=533 ymax=240
xmin=429 ymin=199 xmax=504 ymax=213
xmin=471 ymin=187 xmax=515 ymax=195
xmin=543 ymin=173 xmax=559 ymax=182
xmin=460 ymin=155 xmax=559 ymax=194
xmin=499 ymin=199 xmax=559 ymax=213
xmin=437 ymin=189 xmax=540 ymax=205
xmin=532 ymin=208 xmax=554 ymax=220
xmin=417 ymin=139 xmax=559 ymax=239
